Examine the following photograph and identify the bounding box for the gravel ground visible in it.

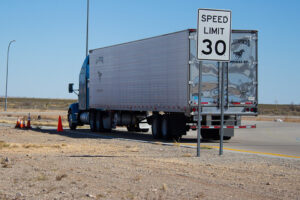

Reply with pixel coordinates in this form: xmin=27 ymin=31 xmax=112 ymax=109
xmin=0 ymin=126 xmax=300 ymax=200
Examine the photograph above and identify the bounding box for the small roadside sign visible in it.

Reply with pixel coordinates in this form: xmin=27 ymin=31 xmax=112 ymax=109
xmin=197 ymin=9 xmax=232 ymax=61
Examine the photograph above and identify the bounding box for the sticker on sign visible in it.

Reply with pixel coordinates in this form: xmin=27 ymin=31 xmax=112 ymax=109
xmin=197 ymin=9 xmax=232 ymax=61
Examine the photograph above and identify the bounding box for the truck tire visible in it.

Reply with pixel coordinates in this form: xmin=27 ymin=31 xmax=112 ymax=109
xmin=96 ymin=111 xmax=104 ymax=132
xmin=161 ymin=115 xmax=171 ymax=139
xmin=201 ymin=129 xmax=233 ymax=140
xmin=223 ymin=136 xmax=232 ymax=140
xmin=102 ymin=112 xmax=112 ymax=132
xmin=151 ymin=115 xmax=162 ymax=139
xmin=68 ymin=113 xmax=77 ymax=130
xmin=201 ymin=130 xmax=218 ymax=140
xmin=169 ymin=114 xmax=186 ymax=140
xmin=90 ymin=111 xmax=96 ymax=132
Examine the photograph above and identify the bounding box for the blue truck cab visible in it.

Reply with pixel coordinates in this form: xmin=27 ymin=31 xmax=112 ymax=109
xmin=68 ymin=56 xmax=90 ymax=129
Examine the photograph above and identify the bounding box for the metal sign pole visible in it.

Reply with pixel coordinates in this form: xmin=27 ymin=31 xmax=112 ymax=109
xmin=197 ymin=61 xmax=203 ymax=157
xmin=219 ymin=62 xmax=225 ymax=155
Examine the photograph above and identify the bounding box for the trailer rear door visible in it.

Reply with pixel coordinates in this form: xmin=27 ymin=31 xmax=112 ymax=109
xmin=189 ymin=30 xmax=258 ymax=115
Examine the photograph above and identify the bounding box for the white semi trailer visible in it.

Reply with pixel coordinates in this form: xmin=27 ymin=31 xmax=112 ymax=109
xmin=68 ymin=29 xmax=258 ymax=140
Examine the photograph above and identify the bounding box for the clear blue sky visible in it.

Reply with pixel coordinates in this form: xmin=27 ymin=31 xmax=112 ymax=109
xmin=0 ymin=0 xmax=299 ymax=104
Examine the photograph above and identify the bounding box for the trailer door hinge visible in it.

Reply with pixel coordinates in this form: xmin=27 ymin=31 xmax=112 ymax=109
xmin=189 ymin=59 xmax=198 ymax=65
xmin=251 ymin=36 xmax=258 ymax=40
xmin=189 ymin=35 xmax=197 ymax=40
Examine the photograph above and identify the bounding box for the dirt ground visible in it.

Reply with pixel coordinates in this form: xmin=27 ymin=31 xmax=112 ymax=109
xmin=0 ymin=110 xmax=68 ymax=127
xmin=0 ymin=126 xmax=299 ymax=200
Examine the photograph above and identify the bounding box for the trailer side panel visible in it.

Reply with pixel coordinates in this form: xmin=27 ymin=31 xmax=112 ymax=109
xmin=89 ymin=30 xmax=190 ymax=112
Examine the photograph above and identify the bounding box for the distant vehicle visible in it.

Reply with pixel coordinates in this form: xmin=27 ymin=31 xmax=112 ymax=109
xmin=68 ymin=29 xmax=258 ymax=140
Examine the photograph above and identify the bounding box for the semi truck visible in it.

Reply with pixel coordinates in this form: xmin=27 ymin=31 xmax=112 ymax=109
xmin=68 ymin=29 xmax=258 ymax=140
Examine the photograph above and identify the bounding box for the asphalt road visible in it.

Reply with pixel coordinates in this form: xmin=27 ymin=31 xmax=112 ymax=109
xmin=185 ymin=120 xmax=300 ymax=158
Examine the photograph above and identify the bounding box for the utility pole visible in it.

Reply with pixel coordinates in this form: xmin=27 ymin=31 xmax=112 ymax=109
xmin=86 ymin=0 xmax=89 ymax=57
xmin=5 ymin=40 xmax=16 ymax=111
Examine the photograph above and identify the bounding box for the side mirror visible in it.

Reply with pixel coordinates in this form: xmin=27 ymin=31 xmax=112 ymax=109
xmin=68 ymin=83 xmax=74 ymax=93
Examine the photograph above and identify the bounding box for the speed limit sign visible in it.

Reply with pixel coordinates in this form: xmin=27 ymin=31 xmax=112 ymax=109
xmin=197 ymin=9 xmax=231 ymax=61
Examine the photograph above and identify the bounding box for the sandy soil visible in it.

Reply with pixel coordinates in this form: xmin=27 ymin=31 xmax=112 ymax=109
xmin=0 ymin=126 xmax=299 ymax=200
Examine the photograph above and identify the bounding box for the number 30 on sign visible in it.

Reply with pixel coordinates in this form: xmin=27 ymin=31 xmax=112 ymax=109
xmin=197 ymin=9 xmax=232 ymax=61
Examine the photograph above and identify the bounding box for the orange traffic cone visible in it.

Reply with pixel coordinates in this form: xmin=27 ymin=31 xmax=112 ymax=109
xmin=57 ymin=115 xmax=63 ymax=132
xmin=22 ymin=120 xmax=26 ymax=129
xmin=26 ymin=113 xmax=31 ymax=129
xmin=15 ymin=118 xmax=21 ymax=128
xmin=20 ymin=120 xmax=24 ymax=129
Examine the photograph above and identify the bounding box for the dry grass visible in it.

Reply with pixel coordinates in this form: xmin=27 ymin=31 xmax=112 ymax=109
xmin=56 ymin=174 xmax=67 ymax=181
xmin=0 ymin=141 xmax=10 ymax=149
xmin=201 ymin=146 xmax=213 ymax=150
xmin=162 ymin=183 xmax=168 ymax=192
xmin=0 ymin=158 xmax=7 ymax=165
xmin=0 ymin=192 xmax=9 ymax=200
xmin=96 ymin=193 xmax=105 ymax=199
xmin=0 ymin=141 xmax=19 ymax=151
xmin=133 ymin=175 xmax=142 ymax=182
xmin=125 ymin=145 xmax=140 ymax=152
xmin=36 ymin=174 xmax=48 ymax=181
xmin=22 ymin=144 xmax=61 ymax=149
xmin=243 ymin=116 xmax=300 ymax=123
xmin=0 ymin=141 xmax=64 ymax=151
xmin=0 ymin=97 xmax=76 ymax=111
xmin=182 ymin=153 xmax=192 ymax=157
xmin=1 ymin=157 xmax=12 ymax=168
xmin=258 ymin=104 xmax=300 ymax=116
xmin=1 ymin=163 xmax=12 ymax=168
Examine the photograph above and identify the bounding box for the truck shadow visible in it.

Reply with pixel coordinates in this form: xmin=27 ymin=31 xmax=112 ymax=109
xmin=30 ymin=127 xmax=226 ymax=144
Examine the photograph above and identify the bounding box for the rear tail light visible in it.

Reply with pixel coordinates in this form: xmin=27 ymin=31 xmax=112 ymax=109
xmin=245 ymin=107 xmax=257 ymax=112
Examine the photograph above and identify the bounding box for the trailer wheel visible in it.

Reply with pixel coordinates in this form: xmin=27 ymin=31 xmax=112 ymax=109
xmin=201 ymin=129 xmax=232 ymax=140
xmin=223 ymin=136 xmax=231 ymax=140
xmin=96 ymin=111 xmax=104 ymax=132
xmin=161 ymin=115 xmax=171 ymax=139
xmin=90 ymin=111 xmax=96 ymax=132
xmin=151 ymin=115 xmax=162 ymax=139
xmin=68 ymin=113 xmax=77 ymax=130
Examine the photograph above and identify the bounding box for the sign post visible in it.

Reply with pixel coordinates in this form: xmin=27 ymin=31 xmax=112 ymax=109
xmin=197 ymin=61 xmax=202 ymax=157
xmin=197 ymin=8 xmax=232 ymax=156
xmin=219 ymin=62 xmax=225 ymax=155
